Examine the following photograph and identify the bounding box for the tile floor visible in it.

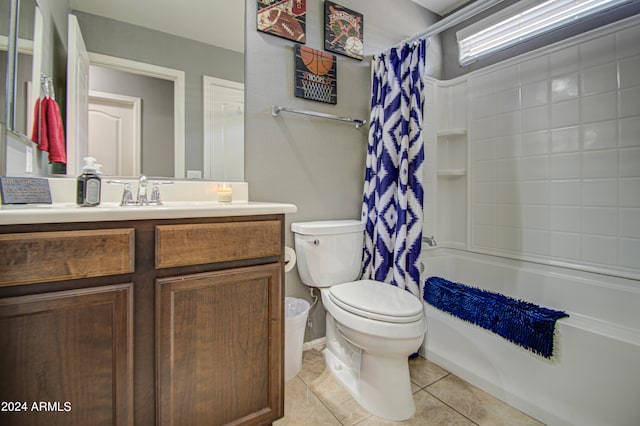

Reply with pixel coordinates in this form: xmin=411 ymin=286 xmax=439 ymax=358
xmin=275 ymin=346 xmax=543 ymax=426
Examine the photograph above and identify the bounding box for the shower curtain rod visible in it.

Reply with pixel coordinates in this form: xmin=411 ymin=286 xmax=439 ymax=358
xmin=388 ymin=0 xmax=506 ymax=52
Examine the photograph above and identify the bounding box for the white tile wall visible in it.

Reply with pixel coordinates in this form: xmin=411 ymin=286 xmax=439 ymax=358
xmin=466 ymin=16 xmax=640 ymax=276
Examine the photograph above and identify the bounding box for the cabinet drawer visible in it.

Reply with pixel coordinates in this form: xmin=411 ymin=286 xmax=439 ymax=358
xmin=155 ymin=220 xmax=281 ymax=268
xmin=0 ymin=229 xmax=135 ymax=286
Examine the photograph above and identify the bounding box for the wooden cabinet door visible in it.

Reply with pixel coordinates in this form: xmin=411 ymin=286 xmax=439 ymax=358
xmin=0 ymin=283 xmax=134 ymax=426
xmin=156 ymin=264 xmax=283 ymax=426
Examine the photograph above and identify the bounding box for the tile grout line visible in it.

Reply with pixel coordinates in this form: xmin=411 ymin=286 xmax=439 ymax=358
xmin=308 ymin=381 xmax=359 ymax=426
xmin=300 ymin=354 xmax=478 ymax=425
xmin=422 ymin=374 xmax=481 ymax=426
xmin=299 ymin=359 xmax=366 ymax=426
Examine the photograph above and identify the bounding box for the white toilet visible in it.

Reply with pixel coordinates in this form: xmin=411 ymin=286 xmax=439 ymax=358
xmin=291 ymin=219 xmax=426 ymax=421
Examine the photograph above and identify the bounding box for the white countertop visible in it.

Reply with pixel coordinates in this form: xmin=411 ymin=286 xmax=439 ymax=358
xmin=0 ymin=178 xmax=297 ymax=225
xmin=0 ymin=201 xmax=297 ymax=225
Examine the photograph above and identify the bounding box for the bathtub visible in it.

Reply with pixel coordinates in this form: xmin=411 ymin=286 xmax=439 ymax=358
xmin=420 ymin=248 xmax=640 ymax=426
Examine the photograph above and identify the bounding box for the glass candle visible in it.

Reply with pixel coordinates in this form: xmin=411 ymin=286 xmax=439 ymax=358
xmin=217 ymin=184 xmax=233 ymax=203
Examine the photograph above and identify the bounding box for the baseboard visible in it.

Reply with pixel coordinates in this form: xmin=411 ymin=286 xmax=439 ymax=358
xmin=303 ymin=337 xmax=326 ymax=351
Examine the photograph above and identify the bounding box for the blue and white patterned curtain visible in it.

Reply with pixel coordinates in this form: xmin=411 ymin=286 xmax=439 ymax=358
xmin=361 ymin=40 xmax=426 ymax=298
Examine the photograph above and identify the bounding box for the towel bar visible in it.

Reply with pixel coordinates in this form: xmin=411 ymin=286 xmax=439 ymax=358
xmin=271 ymin=105 xmax=366 ymax=129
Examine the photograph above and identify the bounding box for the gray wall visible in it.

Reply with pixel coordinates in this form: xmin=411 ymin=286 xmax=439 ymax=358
xmin=89 ymin=65 xmax=174 ymax=177
xmin=245 ymin=0 xmax=440 ymax=342
xmin=73 ymin=11 xmax=243 ymax=175
xmin=441 ymin=0 xmax=640 ymax=79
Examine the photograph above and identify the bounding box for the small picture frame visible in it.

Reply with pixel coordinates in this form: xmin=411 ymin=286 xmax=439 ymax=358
xmin=0 ymin=177 xmax=52 ymax=205
xmin=294 ymin=45 xmax=337 ymax=104
xmin=257 ymin=0 xmax=306 ymax=43
xmin=324 ymin=1 xmax=363 ymax=60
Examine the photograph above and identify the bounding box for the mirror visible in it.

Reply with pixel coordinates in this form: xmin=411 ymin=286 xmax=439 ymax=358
xmin=2 ymin=0 xmax=245 ymax=180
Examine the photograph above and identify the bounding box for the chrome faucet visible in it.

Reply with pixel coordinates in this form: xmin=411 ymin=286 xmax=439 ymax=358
xmin=108 ymin=175 xmax=173 ymax=206
xmin=136 ymin=175 xmax=149 ymax=205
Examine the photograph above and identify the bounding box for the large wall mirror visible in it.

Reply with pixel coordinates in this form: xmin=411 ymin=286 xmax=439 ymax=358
xmin=2 ymin=0 xmax=245 ymax=180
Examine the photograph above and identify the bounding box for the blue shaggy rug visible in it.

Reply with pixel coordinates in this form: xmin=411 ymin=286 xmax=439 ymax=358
xmin=423 ymin=276 xmax=568 ymax=358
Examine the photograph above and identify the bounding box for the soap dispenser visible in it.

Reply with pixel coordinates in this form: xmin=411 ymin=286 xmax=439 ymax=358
xmin=77 ymin=157 xmax=102 ymax=207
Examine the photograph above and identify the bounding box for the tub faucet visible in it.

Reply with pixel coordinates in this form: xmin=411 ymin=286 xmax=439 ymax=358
xmin=423 ymin=235 xmax=437 ymax=247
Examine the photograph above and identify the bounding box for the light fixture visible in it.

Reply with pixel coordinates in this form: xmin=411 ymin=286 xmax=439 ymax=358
xmin=457 ymin=0 xmax=632 ymax=66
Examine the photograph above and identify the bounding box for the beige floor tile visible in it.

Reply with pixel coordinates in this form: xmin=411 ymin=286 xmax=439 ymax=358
xmin=309 ymin=367 xmax=373 ymax=426
xmin=409 ymin=356 xmax=450 ymax=388
xmin=275 ymin=376 xmax=341 ymax=426
xmin=303 ymin=345 xmax=325 ymax=365
xmin=356 ymin=390 xmax=475 ymax=426
xmin=289 ymin=349 xmax=543 ymax=426
xmin=426 ymin=375 xmax=543 ymax=426
xmin=298 ymin=357 xmax=328 ymax=386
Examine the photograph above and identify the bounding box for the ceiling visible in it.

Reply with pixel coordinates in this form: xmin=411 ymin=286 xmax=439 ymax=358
xmin=411 ymin=0 xmax=473 ymax=15
xmin=70 ymin=0 xmax=472 ymax=53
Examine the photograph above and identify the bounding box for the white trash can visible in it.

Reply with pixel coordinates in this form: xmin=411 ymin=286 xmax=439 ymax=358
xmin=284 ymin=297 xmax=310 ymax=382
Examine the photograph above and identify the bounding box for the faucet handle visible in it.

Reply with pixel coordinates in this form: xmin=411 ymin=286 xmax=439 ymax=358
xmin=106 ymin=180 xmax=137 ymax=206
xmin=121 ymin=183 xmax=135 ymax=206
xmin=148 ymin=181 xmax=174 ymax=205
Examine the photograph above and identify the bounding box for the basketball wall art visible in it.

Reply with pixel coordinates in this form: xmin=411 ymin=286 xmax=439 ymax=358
xmin=257 ymin=0 xmax=306 ymax=43
xmin=295 ymin=45 xmax=337 ymax=104
xmin=324 ymin=1 xmax=363 ymax=60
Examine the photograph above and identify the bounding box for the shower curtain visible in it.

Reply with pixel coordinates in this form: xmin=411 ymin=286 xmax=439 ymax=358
xmin=361 ymin=39 xmax=426 ymax=298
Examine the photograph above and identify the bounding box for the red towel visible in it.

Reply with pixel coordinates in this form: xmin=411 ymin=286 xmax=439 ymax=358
xmin=30 ymin=98 xmax=49 ymax=151
xmin=45 ymin=98 xmax=67 ymax=164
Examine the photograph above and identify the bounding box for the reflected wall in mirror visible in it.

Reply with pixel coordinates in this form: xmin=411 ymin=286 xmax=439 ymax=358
xmin=2 ymin=1 xmax=245 ymax=180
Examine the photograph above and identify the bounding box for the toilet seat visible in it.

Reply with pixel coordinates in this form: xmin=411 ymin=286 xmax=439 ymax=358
xmin=327 ymin=279 xmax=423 ymax=323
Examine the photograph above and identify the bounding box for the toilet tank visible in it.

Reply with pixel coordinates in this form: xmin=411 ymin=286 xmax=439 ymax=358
xmin=291 ymin=220 xmax=364 ymax=287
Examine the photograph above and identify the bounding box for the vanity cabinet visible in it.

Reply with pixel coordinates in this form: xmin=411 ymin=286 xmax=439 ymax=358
xmin=157 ymin=265 xmax=282 ymax=425
xmin=0 ymin=283 xmax=134 ymax=426
xmin=154 ymin=220 xmax=283 ymax=425
xmin=0 ymin=215 xmax=285 ymax=426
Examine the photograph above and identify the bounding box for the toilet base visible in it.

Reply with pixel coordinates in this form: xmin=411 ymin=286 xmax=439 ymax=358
xmin=323 ymin=316 xmax=417 ymax=421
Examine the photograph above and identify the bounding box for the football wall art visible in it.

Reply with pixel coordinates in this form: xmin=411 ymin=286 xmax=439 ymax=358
xmin=324 ymin=1 xmax=363 ymax=60
xmin=294 ymin=45 xmax=337 ymax=104
xmin=257 ymin=0 xmax=307 ymax=43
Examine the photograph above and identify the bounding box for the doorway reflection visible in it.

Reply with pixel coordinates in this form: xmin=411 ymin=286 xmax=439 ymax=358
xmin=88 ymin=65 xmax=174 ymax=177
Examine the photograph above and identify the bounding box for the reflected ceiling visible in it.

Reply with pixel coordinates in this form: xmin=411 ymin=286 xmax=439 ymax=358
xmin=70 ymin=0 xmax=244 ymax=53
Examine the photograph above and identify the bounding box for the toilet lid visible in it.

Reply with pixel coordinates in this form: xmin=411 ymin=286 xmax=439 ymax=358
xmin=327 ymin=279 xmax=423 ymax=323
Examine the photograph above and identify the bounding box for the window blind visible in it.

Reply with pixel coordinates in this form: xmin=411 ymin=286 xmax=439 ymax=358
xmin=457 ymin=0 xmax=632 ymax=66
